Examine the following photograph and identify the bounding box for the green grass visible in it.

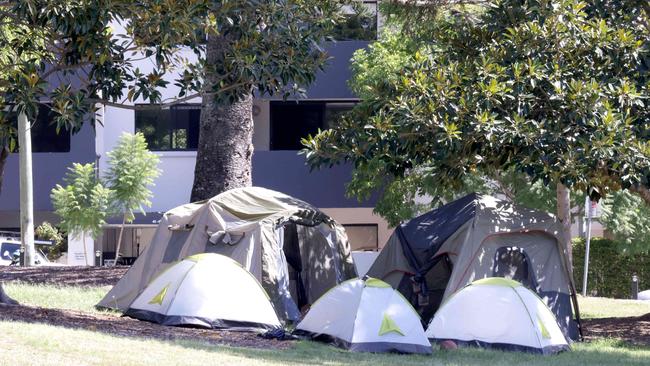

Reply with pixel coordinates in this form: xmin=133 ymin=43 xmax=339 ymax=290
xmin=0 ymin=321 xmax=648 ymax=366
xmin=1 ymin=283 xmax=649 ymax=365
xmin=578 ymin=295 xmax=650 ymax=319
xmin=4 ymin=282 xmax=113 ymax=314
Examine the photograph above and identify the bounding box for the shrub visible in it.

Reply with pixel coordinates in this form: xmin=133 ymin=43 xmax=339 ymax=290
xmin=572 ymin=238 xmax=650 ymax=298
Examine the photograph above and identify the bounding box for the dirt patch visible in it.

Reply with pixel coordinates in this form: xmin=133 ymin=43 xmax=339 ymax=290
xmin=0 ymin=266 xmax=128 ymax=287
xmin=583 ymin=314 xmax=650 ymax=347
xmin=0 ymin=303 xmax=293 ymax=350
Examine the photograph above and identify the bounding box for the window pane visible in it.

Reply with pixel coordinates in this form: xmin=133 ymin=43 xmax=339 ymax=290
xmin=344 ymin=224 xmax=378 ymax=251
xmin=7 ymin=105 xmax=71 ymax=153
xmin=135 ymin=104 xmax=200 ymax=151
xmin=270 ymin=102 xmax=326 ymax=150
xmin=324 ymin=102 xmax=355 ymax=128
xmin=332 ymin=1 xmax=377 ymax=41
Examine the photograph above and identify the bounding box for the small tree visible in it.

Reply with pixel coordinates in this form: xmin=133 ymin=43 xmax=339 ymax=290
xmin=51 ymin=163 xmax=111 ymax=264
xmin=105 ymin=132 xmax=160 ymax=265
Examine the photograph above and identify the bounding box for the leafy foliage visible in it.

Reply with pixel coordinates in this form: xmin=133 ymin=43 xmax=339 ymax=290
xmin=34 ymin=221 xmax=66 ymax=260
xmin=104 ymin=132 xmax=160 ymax=223
xmin=304 ymin=0 xmax=650 ymax=227
xmin=600 ymin=190 xmax=650 ymax=253
xmin=50 ymin=163 xmax=111 ymax=238
xmin=573 ymin=237 xmax=650 ymax=298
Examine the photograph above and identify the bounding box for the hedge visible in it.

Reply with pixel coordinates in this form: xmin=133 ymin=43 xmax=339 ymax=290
xmin=572 ymin=237 xmax=650 ymax=299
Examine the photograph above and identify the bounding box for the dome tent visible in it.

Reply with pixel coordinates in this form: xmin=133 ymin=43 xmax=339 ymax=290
xmin=426 ymin=278 xmax=570 ymax=354
xmin=124 ymin=253 xmax=281 ymax=329
xmin=366 ymin=193 xmax=582 ymax=340
xmin=295 ymin=277 xmax=432 ymax=354
xmin=99 ymin=187 xmax=357 ymax=324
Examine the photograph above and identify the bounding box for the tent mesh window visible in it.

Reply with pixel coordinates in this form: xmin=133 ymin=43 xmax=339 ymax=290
xmin=492 ymin=247 xmax=538 ymax=291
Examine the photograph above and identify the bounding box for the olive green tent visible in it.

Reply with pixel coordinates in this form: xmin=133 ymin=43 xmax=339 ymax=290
xmin=98 ymin=187 xmax=357 ymax=323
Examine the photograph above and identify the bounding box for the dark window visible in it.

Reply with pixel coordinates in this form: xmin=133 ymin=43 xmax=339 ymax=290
xmin=270 ymin=101 xmax=355 ymax=150
xmin=3 ymin=105 xmax=72 ymax=153
xmin=331 ymin=1 xmax=378 ymax=41
xmin=32 ymin=105 xmax=71 ymax=152
xmin=135 ymin=104 xmax=201 ymax=151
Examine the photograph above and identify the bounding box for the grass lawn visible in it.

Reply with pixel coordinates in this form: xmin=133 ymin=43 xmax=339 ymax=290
xmin=1 ymin=283 xmax=649 ymax=366
xmin=578 ymin=295 xmax=650 ymax=319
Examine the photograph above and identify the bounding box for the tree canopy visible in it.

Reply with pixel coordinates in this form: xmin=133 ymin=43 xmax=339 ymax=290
xmin=304 ymin=0 xmax=650 ymax=230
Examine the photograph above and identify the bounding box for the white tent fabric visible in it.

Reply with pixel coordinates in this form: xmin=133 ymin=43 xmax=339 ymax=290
xmin=125 ymin=253 xmax=281 ymax=330
xmin=426 ymin=278 xmax=569 ymax=354
xmin=296 ymin=278 xmax=432 ymax=354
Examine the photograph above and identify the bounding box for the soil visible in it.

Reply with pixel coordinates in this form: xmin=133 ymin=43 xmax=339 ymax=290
xmin=0 ymin=303 xmax=294 ymax=350
xmin=583 ymin=314 xmax=650 ymax=347
xmin=0 ymin=266 xmax=128 ymax=286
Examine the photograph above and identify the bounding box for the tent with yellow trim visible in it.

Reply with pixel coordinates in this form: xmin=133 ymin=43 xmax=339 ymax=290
xmin=295 ymin=277 xmax=431 ymax=354
xmin=99 ymin=187 xmax=356 ymax=324
xmin=426 ymin=277 xmax=569 ymax=354
xmin=124 ymin=253 xmax=281 ymax=330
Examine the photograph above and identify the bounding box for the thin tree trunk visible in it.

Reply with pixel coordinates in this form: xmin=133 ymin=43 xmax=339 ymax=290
xmin=190 ymin=34 xmax=254 ymax=202
xmin=82 ymin=233 xmax=88 ymax=266
xmin=0 ymin=146 xmax=9 ymax=196
xmin=556 ymin=183 xmax=573 ymax=271
xmin=113 ymin=215 xmax=126 ymax=266
xmin=18 ymin=111 xmax=35 ymax=266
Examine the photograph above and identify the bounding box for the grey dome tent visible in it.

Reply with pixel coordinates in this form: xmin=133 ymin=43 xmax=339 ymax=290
xmin=366 ymin=193 xmax=582 ymax=340
xmin=98 ymin=187 xmax=357 ymax=324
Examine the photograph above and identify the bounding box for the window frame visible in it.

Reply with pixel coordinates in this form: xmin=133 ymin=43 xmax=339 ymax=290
xmin=134 ymin=103 xmax=202 ymax=152
xmin=269 ymin=100 xmax=357 ymax=151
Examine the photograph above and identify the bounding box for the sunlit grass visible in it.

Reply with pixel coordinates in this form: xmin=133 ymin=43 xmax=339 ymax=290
xmin=578 ymin=295 xmax=650 ymax=319
xmin=4 ymin=282 xmax=113 ymax=314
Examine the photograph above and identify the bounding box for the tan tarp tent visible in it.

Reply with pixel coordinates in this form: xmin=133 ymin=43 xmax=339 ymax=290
xmin=98 ymin=187 xmax=357 ymax=323
xmin=367 ymin=193 xmax=582 ymax=340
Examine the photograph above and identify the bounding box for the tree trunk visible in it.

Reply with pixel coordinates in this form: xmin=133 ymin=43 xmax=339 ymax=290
xmin=82 ymin=233 xmax=88 ymax=266
xmin=0 ymin=283 xmax=18 ymax=305
xmin=113 ymin=215 xmax=126 ymax=266
xmin=0 ymin=146 xmax=9 ymax=196
xmin=190 ymin=35 xmax=254 ymax=202
xmin=556 ymin=183 xmax=573 ymax=271
xmin=18 ymin=111 xmax=35 ymax=266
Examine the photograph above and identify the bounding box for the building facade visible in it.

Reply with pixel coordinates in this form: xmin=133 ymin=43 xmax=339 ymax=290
xmin=0 ymin=1 xmax=392 ymax=264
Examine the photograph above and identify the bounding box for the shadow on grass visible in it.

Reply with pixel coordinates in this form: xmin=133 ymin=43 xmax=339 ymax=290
xmin=2 ymin=303 xmax=649 ymax=366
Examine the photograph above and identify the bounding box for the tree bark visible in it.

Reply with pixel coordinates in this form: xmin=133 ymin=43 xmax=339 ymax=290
xmin=556 ymin=183 xmax=573 ymax=271
xmin=112 ymin=215 xmax=126 ymax=266
xmin=0 ymin=146 xmax=8 ymax=196
xmin=190 ymin=36 xmax=254 ymax=202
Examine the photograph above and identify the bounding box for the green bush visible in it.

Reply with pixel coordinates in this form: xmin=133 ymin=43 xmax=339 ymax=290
xmin=572 ymin=238 xmax=650 ymax=299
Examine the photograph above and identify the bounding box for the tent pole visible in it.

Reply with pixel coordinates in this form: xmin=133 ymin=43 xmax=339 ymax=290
xmin=581 ymin=196 xmax=593 ymax=297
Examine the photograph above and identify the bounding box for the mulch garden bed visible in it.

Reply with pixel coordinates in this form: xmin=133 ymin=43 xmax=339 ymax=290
xmin=0 ymin=303 xmax=293 ymax=350
xmin=0 ymin=266 xmax=128 ymax=286
xmin=583 ymin=314 xmax=650 ymax=347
